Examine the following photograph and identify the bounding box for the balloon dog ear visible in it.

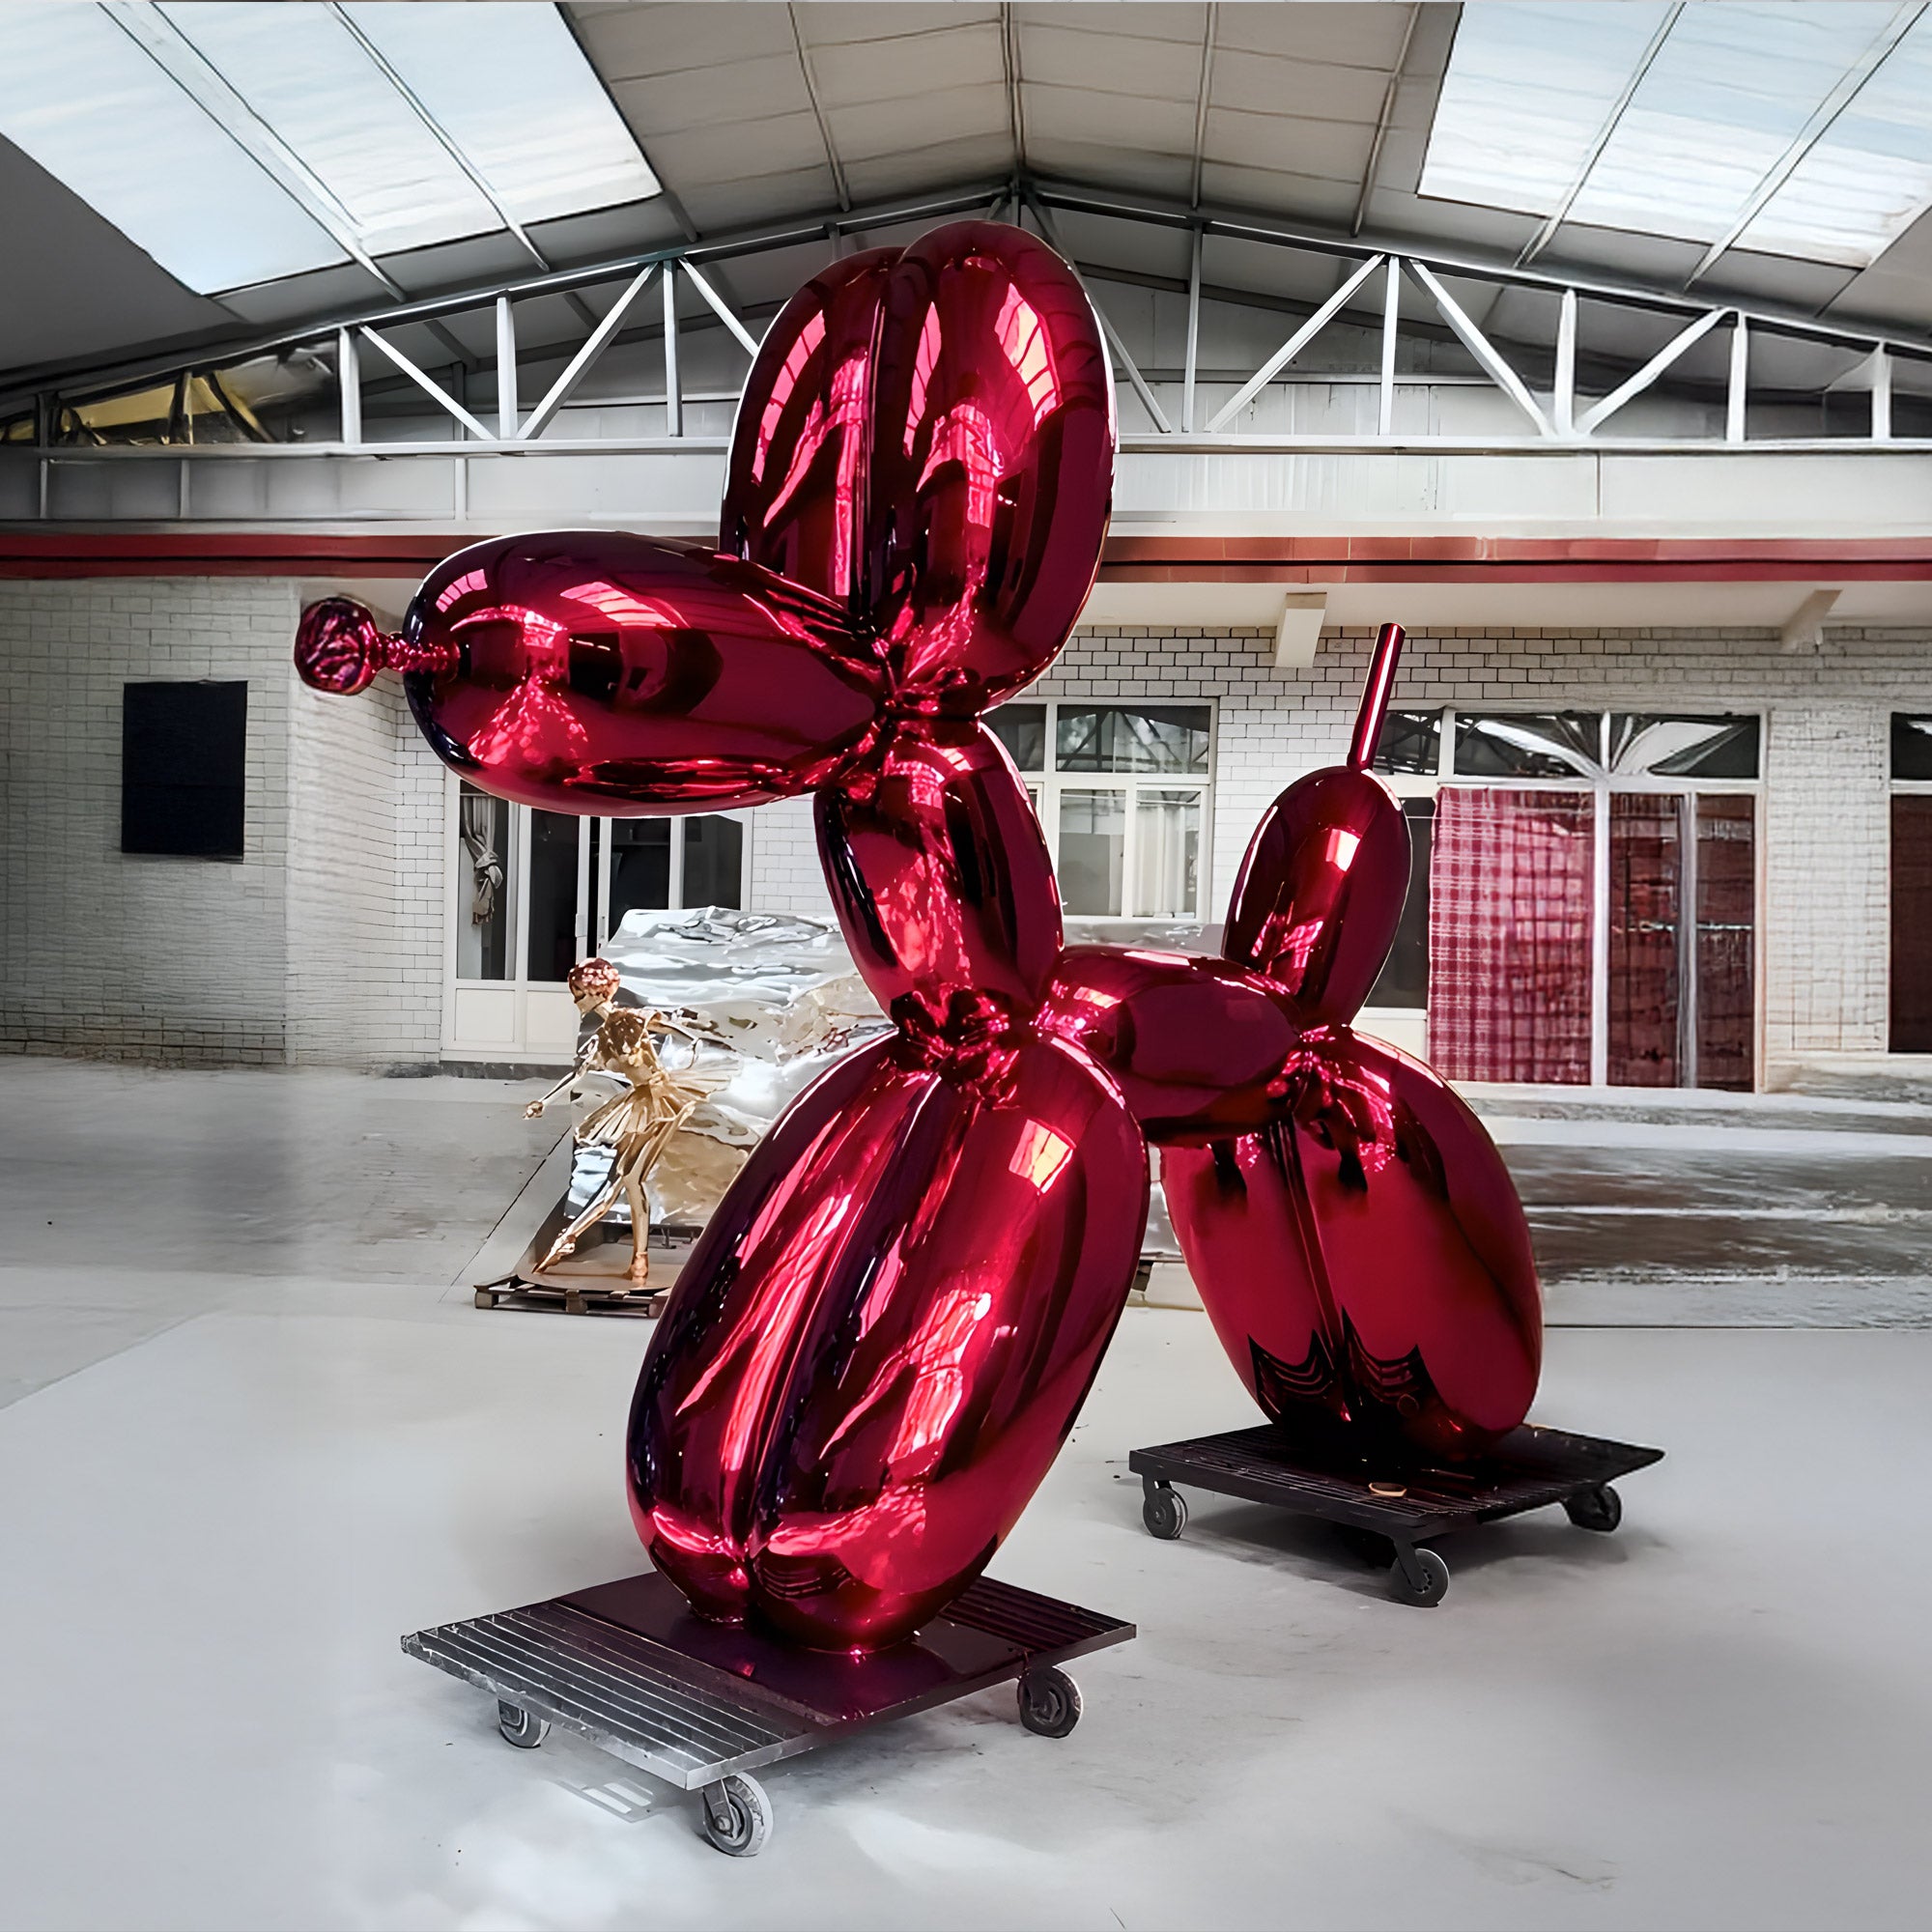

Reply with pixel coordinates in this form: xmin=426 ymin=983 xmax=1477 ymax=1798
xmin=720 ymin=249 xmax=899 ymax=610
xmin=864 ymin=221 xmax=1115 ymax=713
xmin=723 ymin=222 xmax=1113 ymax=716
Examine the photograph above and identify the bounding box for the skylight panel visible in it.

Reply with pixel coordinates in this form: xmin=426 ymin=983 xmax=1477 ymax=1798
xmin=0 ymin=2 xmax=657 ymax=297
xmin=1421 ymin=2 xmax=1673 ymax=216
xmin=156 ymin=1 xmax=503 ymax=259
xmin=340 ymin=3 xmax=661 ymax=226
xmin=0 ymin=4 xmax=344 ymax=291
xmin=1737 ymin=15 xmax=1932 ymax=266
xmin=1566 ymin=2 xmax=1902 ymax=242
xmin=1423 ymin=1 xmax=1932 ymax=270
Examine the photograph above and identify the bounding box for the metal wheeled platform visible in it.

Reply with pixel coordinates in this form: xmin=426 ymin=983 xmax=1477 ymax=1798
xmin=402 ymin=1569 xmax=1135 ymax=1856
xmin=1130 ymin=1422 xmax=1663 ymax=1606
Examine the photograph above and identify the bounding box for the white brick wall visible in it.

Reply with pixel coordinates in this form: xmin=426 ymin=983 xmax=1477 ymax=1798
xmin=286 ymin=671 xmax=443 ymax=1065
xmin=0 ymin=578 xmax=443 ymax=1068
xmin=750 ymin=621 xmax=1932 ymax=1075
xmin=4 ymin=582 xmax=1920 ymax=1074
xmin=0 ymin=579 xmax=295 ymax=1064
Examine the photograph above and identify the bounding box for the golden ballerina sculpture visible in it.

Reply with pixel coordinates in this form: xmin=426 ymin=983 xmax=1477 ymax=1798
xmin=524 ymin=957 xmax=708 ymax=1286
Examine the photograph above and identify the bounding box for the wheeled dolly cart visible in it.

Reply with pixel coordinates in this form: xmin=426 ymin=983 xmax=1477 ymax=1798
xmin=402 ymin=1569 xmax=1135 ymax=1856
xmin=1130 ymin=1422 xmax=1662 ymax=1606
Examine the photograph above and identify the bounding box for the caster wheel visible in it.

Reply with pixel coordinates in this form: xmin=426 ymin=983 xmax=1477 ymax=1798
xmin=1387 ymin=1548 xmax=1450 ymax=1607
xmin=1142 ymin=1483 xmax=1187 ymax=1541
xmin=1017 ymin=1667 xmax=1082 ymax=1738
xmin=699 ymin=1774 xmax=771 ymax=1857
xmin=1564 ymin=1484 xmax=1623 ymax=1533
xmin=497 ymin=1700 xmax=550 ymax=1748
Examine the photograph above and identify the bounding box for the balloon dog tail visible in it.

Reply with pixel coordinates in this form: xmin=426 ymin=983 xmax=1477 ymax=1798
xmin=1346 ymin=621 xmax=1408 ymax=773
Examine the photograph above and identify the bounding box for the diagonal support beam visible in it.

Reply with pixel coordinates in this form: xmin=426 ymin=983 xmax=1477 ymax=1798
xmin=357 ymin=327 xmax=493 ymax=440
xmin=1206 ymin=254 xmax=1385 ymax=433
xmin=682 ymin=262 xmax=761 ymax=356
xmin=1023 ymin=193 xmax=1172 ymax=434
xmin=1577 ymin=306 xmax=1728 ymax=436
xmin=518 ymin=264 xmax=659 ymax=441
xmin=1406 ymin=261 xmax=1554 ymax=438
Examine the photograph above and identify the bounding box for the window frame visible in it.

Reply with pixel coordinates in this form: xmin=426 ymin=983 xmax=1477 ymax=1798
xmin=1365 ymin=705 xmax=1767 ymax=1089
xmin=442 ymin=774 xmax=753 ymax=1059
xmin=990 ymin=696 xmax=1217 ymax=922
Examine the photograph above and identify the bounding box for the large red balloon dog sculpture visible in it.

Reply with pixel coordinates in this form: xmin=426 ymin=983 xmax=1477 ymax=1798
xmin=298 ymin=222 xmax=1541 ymax=1651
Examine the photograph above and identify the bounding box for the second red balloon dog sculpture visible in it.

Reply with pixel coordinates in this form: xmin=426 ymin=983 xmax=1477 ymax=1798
xmin=298 ymin=220 xmax=1542 ymax=1651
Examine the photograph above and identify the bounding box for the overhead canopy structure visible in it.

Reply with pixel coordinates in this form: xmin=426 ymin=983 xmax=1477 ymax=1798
xmin=9 ymin=0 xmax=1932 ymax=391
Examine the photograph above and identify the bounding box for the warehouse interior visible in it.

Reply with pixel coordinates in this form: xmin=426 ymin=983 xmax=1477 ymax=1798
xmin=2 ymin=5 xmax=1930 ymax=1928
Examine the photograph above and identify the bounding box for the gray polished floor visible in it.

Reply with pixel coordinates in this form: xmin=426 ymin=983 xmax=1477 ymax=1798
xmin=1 ymin=1055 xmax=1928 ymax=1929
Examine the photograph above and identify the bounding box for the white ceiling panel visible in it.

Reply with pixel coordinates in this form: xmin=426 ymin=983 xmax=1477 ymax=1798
xmin=573 ymin=1 xmax=798 ymax=78
xmin=640 ymin=112 xmax=831 ymax=188
xmin=841 ymin=135 xmax=1013 ymax=203
xmin=609 ymin=54 xmax=807 ymax=138
xmin=1214 ymin=3 xmax=1412 ymax=67
xmin=798 ymin=1 xmax=1000 ymax=45
xmin=824 ymin=86 xmax=1008 ymax=165
xmin=1024 ymin=84 xmax=1199 ymax=156
xmin=1022 ymin=137 xmax=1196 ymax=202
xmin=1211 ymin=49 xmax=1392 ymax=125
xmin=1205 ymin=107 xmax=1371 ymax=185
xmin=1017 ymin=21 xmax=1203 ymax=100
xmin=1014 ymin=2 xmax=1207 ymax=47
xmin=807 ymin=26 xmax=1007 ymax=108
xmin=1199 ymin=160 xmax=1359 ymax=227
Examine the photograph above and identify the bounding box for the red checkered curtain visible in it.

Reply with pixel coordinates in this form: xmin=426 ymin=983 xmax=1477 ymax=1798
xmin=1428 ymin=787 xmax=1595 ymax=1084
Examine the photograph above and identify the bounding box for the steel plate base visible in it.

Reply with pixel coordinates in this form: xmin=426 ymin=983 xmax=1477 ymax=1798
xmin=1130 ymin=1421 xmax=1664 ymax=1606
xmin=401 ymin=1570 xmax=1134 ymax=1855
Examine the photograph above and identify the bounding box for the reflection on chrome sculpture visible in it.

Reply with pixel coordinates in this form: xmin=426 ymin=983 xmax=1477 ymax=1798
xmin=297 ymin=220 xmax=1543 ymax=1650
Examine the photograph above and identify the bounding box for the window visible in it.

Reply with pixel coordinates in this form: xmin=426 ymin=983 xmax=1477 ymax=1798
xmin=1891 ymin=716 xmax=1932 ymax=1051
xmin=1367 ymin=707 xmax=1760 ymax=1088
xmin=988 ymin=701 xmax=1213 ymax=919
xmin=454 ymin=783 xmax=747 ymax=984
xmin=121 ymin=681 xmax=245 ymax=857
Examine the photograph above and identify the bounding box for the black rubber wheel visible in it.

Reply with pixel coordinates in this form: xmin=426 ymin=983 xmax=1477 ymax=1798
xmin=1017 ymin=1667 xmax=1082 ymax=1738
xmin=1387 ymin=1548 xmax=1450 ymax=1607
xmin=1564 ymin=1483 xmax=1623 ymax=1533
xmin=699 ymin=1774 xmax=772 ymax=1857
xmin=497 ymin=1700 xmax=550 ymax=1748
xmin=1142 ymin=1483 xmax=1187 ymax=1541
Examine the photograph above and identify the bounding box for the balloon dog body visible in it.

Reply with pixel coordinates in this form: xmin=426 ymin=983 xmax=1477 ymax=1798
xmin=298 ymin=222 xmax=1541 ymax=1651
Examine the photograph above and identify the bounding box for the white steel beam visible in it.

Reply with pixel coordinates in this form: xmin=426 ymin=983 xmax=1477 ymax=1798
xmin=1406 ymin=261 xmax=1555 ymax=437
xmin=1378 ymin=256 xmax=1400 ymax=436
xmin=1577 ymin=306 xmax=1728 ymax=437
xmin=1206 ymin=254 xmax=1385 ymax=433
xmin=1554 ymin=287 xmax=1577 ymax=437
xmin=1024 ymin=194 xmax=1173 ymax=434
xmin=663 ymin=267 xmax=682 ymax=438
xmin=518 ymin=264 xmax=660 ymax=441
xmin=1182 ymin=225 xmax=1203 ymax=432
xmin=682 ymin=262 xmax=761 ymax=357
xmin=495 ymin=297 xmax=519 ymax=439
xmin=357 ymin=327 xmax=494 ymax=440
xmin=1727 ymin=317 xmax=1749 ymax=443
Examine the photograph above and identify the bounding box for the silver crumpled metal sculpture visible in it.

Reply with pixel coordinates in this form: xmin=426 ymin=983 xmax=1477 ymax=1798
xmin=567 ymin=905 xmax=1189 ymax=1255
xmin=563 ymin=906 xmax=892 ymax=1231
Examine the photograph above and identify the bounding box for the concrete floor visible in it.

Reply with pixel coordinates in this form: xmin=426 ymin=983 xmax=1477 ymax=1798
xmin=2 ymin=1056 xmax=1929 ymax=1930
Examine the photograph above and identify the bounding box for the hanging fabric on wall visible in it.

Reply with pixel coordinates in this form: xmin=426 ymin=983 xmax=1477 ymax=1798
xmin=1428 ymin=787 xmax=1594 ymax=1084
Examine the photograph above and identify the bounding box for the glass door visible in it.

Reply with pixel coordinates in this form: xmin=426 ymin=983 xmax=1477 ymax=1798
xmin=445 ymin=779 xmax=749 ymax=1059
